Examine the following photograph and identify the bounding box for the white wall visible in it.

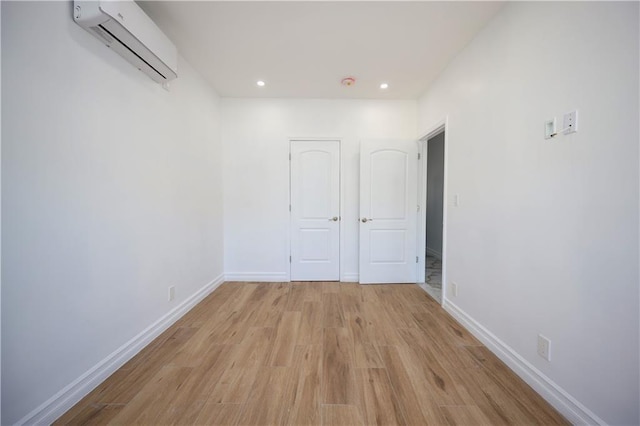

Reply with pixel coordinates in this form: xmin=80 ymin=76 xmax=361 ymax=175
xmin=1 ymin=2 xmax=224 ymax=424
xmin=418 ymin=2 xmax=639 ymax=424
xmin=222 ymin=99 xmax=416 ymax=281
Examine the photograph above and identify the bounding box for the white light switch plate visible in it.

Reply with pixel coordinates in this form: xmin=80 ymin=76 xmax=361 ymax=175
xmin=545 ymin=118 xmax=556 ymax=139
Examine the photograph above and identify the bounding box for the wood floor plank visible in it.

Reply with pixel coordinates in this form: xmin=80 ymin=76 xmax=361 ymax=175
xmin=399 ymin=284 xmax=441 ymax=313
xmin=117 ymin=323 xmax=185 ymax=371
xmin=93 ymin=327 xmax=198 ymax=405
xmin=322 ymin=293 xmax=345 ymax=328
xmin=267 ymin=311 xmax=302 ymax=366
xmin=209 ymin=327 xmax=274 ymax=404
xmin=372 ymin=285 xmax=416 ymax=328
xmin=216 ymin=284 xmax=258 ymax=319
xmin=322 ymin=328 xmax=357 ymax=405
xmin=448 ymin=366 xmax=532 ymax=425
xmin=396 ymin=327 xmax=466 ymax=406
xmin=425 ymin=309 xmax=482 ymax=347
xmin=378 ymin=345 xmax=445 ymax=424
xmin=439 ymin=405 xmax=495 ymax=426
xmin=136 ymin=326 xmax=198 ymax=364
xmin=183 ymin=345 xmax=240 ymax=398
xmin=287 ymin=345 xmax=322 ymax=426
xmin=340 ymin=283 xmax=363 ymax=315
xmin=106 ymin=365 xmax=193 ymax=425
xmin=112 ymin=346 xmax=238 ymax=425
xmin=321 ymin=405 xmax=363 ymax=426
xmin=345 ymin=313 xmax=371 ymax=346
xmin=321 ymin=281 xmax=341 ymax=293
xmin=235 ymin=367 xmax=297 ymax=425
xmin=353 ymin=342 xmax=385 ymax=368
xmin=287 ymin=282 xmax=322 ymax=310
xmin=411 ymin=312 xmax=482 ymax=370
xmin=170 ymin=328 xmax=227 ymax=368
xmin=247 ymin=282 xmax=290 ymax=327
xmin=174 ymin=283 xmax=241 ymax=328
xmin=360 ymin=299 xmax=402 ymax=345
xmin=297 ymin=301 xmax=323 ymax=345
xmin=159 ymin=347 xmax=248 ymax=424
xmin=53 ymin=403 xmax=125 ymax=426
xmin=192 ymin=403 xmax=242 ymax=426
xmin=56 ymin=282 xmax=568 ymax=426
xmin=203 ymin=309 xmax=254 ymax=345
xmin=194 ymin=291 xmax=257 ymax=346
xmin=360 ymin=285 xmax=379 ymax=303
xmin=355 ymin=368 xmax=406 ymax=426
xmin=465 ymin=346 xmax=568 ymax=425
xmin=287 ymin=283 xmax=309 ymax=311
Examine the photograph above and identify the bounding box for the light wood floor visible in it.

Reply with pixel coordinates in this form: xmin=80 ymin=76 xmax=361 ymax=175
xmin=55 ymin=282 xmax=568 ymax=425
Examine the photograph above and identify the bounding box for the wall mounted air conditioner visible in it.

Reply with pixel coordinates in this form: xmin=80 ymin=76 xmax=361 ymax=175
xmin=73 ymin=0 xmax=178 ymax=84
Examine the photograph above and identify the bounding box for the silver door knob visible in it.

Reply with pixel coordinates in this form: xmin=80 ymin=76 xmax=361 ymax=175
xmin=361 ymin=218 xmax=373 ymax=223
xmin=329 ymin=216 xmax=338 ymax=221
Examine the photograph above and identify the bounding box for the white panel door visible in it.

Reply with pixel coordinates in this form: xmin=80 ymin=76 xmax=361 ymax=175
xmin=359 ymin=140 xmax=418 ymax=284
xmin=290 ymin=140 xmax=340 ymax=281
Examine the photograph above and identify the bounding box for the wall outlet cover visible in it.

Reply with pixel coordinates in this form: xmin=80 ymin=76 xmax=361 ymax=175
xmin=537 ymin=334 xmax=551 ymax=361
xmin=450 ymin=282 xmax=458 ymax=297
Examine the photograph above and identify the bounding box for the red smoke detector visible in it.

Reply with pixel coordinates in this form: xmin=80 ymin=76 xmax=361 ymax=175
xmin=341 ymin=77 xmax=356 ymax=86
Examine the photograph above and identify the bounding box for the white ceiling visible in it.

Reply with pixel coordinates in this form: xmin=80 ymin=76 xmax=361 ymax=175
xmin=139 ymin=1 xmax=504 ymax=99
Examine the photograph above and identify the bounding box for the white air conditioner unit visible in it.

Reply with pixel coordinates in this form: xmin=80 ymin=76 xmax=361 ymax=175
xmin=73 ymin=0 xmax=178 ymax=84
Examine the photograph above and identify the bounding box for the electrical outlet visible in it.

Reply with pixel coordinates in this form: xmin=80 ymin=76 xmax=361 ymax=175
xmin=168 ymin=286 xmax=175 ymax=302
xmin=563 ymin=110 xmax=578 ymax=134
xmin=537 ymin=334 xmax=551 ymax=361
xmin=450 ymin=282 xmax=458 ymax=297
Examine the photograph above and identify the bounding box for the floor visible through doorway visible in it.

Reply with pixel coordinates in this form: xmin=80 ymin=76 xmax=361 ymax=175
xmin=425 ymin=254 xmax=442 ymax=301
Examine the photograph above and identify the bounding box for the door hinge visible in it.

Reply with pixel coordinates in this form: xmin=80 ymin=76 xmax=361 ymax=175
xmin=289 ymin=256 xmax=292 ymax=263
xmin=416 ymin=256 xmax=419 ymax=263
xmin=418 ymin=153 xmax=421 ymax=160
xmin=289 ymin=204 xmax=291 ymax=212
xmin=289 ymin=153 xmax=292 ymax=160
xmin=417 ymin=205 xmax=420 ymax=212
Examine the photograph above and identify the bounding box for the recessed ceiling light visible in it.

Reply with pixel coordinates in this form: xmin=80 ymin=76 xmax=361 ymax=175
xmin=380 ymin=83 xmax=389 ymax=89
xmin=256 ymin=80 xmax=265 ymax=87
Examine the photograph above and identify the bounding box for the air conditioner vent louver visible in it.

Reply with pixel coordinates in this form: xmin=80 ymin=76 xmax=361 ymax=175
xmin=74 ymin=0 xmax=178 ymax=84
xmin=90 ymin=26 xmax=113 ymax=43
xmin=97 ymin=23 xmax=168 ymax=80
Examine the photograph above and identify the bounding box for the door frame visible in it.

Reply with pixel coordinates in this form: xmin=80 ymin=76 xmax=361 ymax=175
xmin=288 ymin=137 xmax=344 ymax=281
xmin=417 ymin=118 xmax=449 ymax=304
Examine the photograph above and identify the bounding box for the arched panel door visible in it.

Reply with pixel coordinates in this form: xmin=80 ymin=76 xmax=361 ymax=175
xmin=360 ymin=140 xmax=418 ymax=284
xmin=290 ymin=140 xmax=340 ymax=281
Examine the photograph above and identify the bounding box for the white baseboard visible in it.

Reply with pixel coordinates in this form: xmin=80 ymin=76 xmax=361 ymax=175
xmin=225 ymin=272 xmax=359 ymax=283
xmin=340 ymin=273 xmax=359 ymax=282
xmin=17 ymin=274 xmax=225 ymax=426
xmin=442 ymin=299 xmax=606 ymax=426
xmin=224 ymin=272 xmax=289 ymax=282
xmin=426 ymin=247 xmax=442 ymax=259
